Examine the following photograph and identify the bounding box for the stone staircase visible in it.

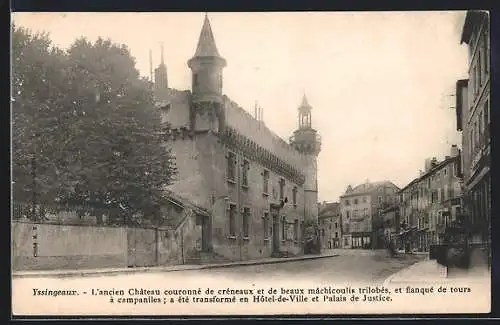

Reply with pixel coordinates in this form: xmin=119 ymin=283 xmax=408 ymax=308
xmin=184 ymin=250 xmax=232 ymax=265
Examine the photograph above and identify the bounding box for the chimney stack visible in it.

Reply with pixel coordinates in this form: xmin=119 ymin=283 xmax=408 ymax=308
xmin=424 ymin=158 xmax=432 ymax=172
xmin=450 ymin=144 xmax=459 ymax=157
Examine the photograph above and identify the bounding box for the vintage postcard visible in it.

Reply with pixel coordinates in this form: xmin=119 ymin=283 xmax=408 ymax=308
xmin=11 ymin=11 xmax=491 ymax=317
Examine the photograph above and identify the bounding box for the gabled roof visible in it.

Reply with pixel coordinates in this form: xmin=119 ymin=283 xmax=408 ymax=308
xmin=319 ymin=202 xmax=340 ymax=218
xmin=341 ymin=180 xmax=399 ymax=198
xmin=164 ymin=189 xmax=209 ymax=217
xmin=398 ymin=155 xmax=460 ymax=193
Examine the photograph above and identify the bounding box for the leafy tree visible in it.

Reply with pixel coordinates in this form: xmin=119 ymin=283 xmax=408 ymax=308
xmin=56 ymin=37 xmax=177 ymax=224
xmin=11 ymin=24 xmax=70 ymax=219
xmin=12 ymin=26 xmax=177 ymax=224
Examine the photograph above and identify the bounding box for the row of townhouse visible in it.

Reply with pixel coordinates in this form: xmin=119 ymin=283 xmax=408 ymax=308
xmin=396 ymin=146 xmax=463 ymax=253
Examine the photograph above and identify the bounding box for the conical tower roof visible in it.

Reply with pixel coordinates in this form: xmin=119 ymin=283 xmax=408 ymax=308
xmin=193 ymin=14 xmax=223 ymax=58
xmin=298 ymin=93 xmax=312 ymax=112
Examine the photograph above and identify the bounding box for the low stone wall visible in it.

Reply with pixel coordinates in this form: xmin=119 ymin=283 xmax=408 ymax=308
xmin=11 ymin=217 xmax=203 ymax=271
xmin=11 ymin=222 xmax=128 ymax=271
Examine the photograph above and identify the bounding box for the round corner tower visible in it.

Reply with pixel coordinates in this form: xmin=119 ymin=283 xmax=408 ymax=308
xmin=187 ymin=14 xmax=226 ymax=133
xmin=289 ymin=95 xmax=321 ymax=224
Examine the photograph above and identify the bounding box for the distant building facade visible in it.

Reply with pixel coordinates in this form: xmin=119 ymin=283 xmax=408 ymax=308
xmin=456 ymin=10 xmax=490 ymax=248
xmin=340 ymin=181 xmax=400 ymax=249
xmin=380 ymin=205 xmax=399 ymax=247
xmin=318 ymin=202 xmax=341 ymax=249
xmin=397 ymin=146 xmax=463 ymax=252
xmin=151 ymin=15 xmax=321 ymax=262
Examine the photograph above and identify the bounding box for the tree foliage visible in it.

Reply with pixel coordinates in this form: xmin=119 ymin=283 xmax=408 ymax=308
xmin=12 ymin=25 xmax=177 ymax=224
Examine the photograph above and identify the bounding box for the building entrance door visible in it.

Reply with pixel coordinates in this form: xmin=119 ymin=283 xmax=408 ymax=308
xmin=270 ymin=203 xmax=281 ymax=257
xmin=201 ymin=215 xmax=210 ymax=251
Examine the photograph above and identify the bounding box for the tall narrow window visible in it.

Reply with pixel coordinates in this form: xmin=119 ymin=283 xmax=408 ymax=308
xmin=242 ymin=159 xmax=249 ymax=187
xmin=279 ymin=178 xmax=285 ymax=200
xmin=263 ymin=170 xmax=269 ymax=194
xmin=484 ymin=100 xmax=490 ymax=140
xmin=242 ymin=207 xmax=250 ymax=238
xmin=294 ymin=219 xmax=299 ymax=241
xmin=476 ymin=63 xmax=480 ymax=94
xmin=475 ymin=121 xmax=479 ymax=150
xmin=470 ymin=129 xmax=474 ymax=155
xmin=478 ymin=50 xmax=483 ymax=86
xmin=479 ymin=111 xmax=484 ymax=145
xmin=227 ymin=152 xmax=236 ymax=182
xmin=229 ymin=204 xmax=236 ymax=236
xmin=281 ymin=217 xmax=286 ymax=241
xmin=263 ymin=212 xmax=269 ymax=240
xmin=484 ymin=27 xmax=489 ymax=75
xmin=193 ymin=73 xmax=199 ymax=90
xmin=292 ymin=187 xmax=297 ymax=206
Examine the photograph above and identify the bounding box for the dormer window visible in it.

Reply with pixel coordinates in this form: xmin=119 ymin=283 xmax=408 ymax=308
xmin=193 ymin=73 xmax=199 ymax=90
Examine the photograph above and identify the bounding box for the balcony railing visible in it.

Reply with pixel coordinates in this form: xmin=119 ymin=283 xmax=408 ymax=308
xmin=471 ymin=128 xmax=491 ymax=161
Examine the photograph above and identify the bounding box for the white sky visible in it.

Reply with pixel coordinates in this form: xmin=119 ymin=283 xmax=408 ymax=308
xmin=12 ymin=11 xmax=469 ymax=202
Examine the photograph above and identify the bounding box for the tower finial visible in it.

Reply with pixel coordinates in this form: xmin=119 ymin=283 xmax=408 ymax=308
xmin=160 ymin=42 xmax=164 ymax=64
xmin=149 ymin=48 xmax=153 ymax=82
xmin=301 ymin=93 xmax=310 ymax=108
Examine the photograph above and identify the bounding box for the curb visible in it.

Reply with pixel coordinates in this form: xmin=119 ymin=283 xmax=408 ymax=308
xmin=13 ymin=254 xmax=339 ymax=279
xmin=382 ymin=257 xmax=427 ymax=287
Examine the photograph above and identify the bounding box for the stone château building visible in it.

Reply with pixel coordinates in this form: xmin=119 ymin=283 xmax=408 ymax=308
xmin=151 ymin=15 xmax=321 ymax=261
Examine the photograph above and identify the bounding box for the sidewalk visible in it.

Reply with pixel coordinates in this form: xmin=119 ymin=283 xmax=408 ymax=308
xmin=384 ymin=257 xmax=491 ymax=286
xmin=12 ymin=250 xmax=339 ymax=279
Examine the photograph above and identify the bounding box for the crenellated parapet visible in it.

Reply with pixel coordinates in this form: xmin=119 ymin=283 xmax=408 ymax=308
xmin=220 ymin=126 xmax=306 ymax=186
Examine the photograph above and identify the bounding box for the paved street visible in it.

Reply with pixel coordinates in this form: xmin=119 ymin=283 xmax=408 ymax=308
xmin=13 ymin=250 xmax=424 ymax=286
xmin=186 ymin=252 xmax=425 ymax=284
xmin=12 ymin=251 xmax=426 ymax=315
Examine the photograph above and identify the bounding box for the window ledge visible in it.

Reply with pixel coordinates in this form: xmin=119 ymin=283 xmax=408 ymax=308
xmin=241 ymin=184 xmax=249 ymax=190
xmin=264 ymin=238 xmax=270 ymax=242
xmin=227 ymin=179 xmax=236 ymax=185
xmin=243 ymin=237 xmax=250 ymax=241
xmin=228 ymin=235 xmax=237 ymax=240
xmin=262 ymin=192 xmax=269 ymax=197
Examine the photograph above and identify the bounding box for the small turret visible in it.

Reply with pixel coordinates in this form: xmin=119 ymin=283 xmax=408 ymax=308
xmin=290 ymin=94 xmax=321 ymax=156
xmin=187 ymin=14 xmax=226 ymax=104
xmin=154 ymin=43 xmax=168 ymax=91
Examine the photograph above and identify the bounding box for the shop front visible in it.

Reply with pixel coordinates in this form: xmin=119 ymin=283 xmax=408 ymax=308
xmin=350 ymin=232 xmax=371 ymax=249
